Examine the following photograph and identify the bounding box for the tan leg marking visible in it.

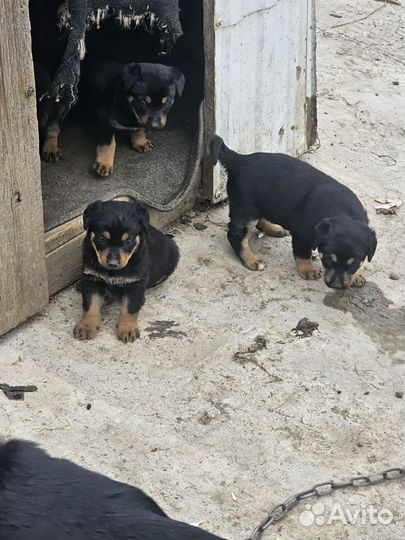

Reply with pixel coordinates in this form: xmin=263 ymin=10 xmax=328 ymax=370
xmin=241 ymin=233 xmax=264 ymax=271
xmin=351 ymin=268 xmax=366 ymax=287
xmin=257 ymin=218 xmax=289 ymax=237
xmin=42 ymin=122 xmax=61 ymax=162
xmin=130 ymin=130 xmax=154 ymax=152
xmin=93 ymin=135 xmax=116 ymax=176
xmin=296 ymin=257 xmax=322 ymax=280
xmin=117 ymin=298 xmax=140 ymax=343
xmin=73 ymin=294 xmax=104 ymax=340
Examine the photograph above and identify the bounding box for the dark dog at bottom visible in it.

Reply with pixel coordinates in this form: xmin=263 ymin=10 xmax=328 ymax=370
xmin=0 ymin=440 xmax=225 ymax=540
xmin=211 ymin=136 xmax=377 ymax=290
xmin=74 ymin=200 xmax=179 ymax=342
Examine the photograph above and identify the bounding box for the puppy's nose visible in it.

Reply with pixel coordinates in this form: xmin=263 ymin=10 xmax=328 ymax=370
xmin=150 ymin=118 xmax=162 ymax=129
xmin=107 ymin=259 xmax=121 ymax=270
xmin=327 ymin=275 xmax=347 ymax=290
xmin=327 ymin=282 xmax=346 ymax=290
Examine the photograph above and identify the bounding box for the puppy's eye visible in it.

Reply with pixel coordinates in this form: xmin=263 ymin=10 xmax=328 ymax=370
xmin=346 ymin=258 xmax=358 ymax=270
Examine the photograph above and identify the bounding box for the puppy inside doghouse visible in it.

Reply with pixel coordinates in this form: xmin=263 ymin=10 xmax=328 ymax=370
xmin=80 ymin=59 xmax=185 ymax=176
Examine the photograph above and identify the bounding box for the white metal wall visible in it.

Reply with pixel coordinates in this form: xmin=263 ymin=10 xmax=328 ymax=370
xmin=212 ymin=0 xmax=316 ymax=201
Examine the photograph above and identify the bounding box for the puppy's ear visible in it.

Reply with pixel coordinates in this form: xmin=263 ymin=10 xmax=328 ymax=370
xmin=134 ymin=202 xmax=150 ymax=231
xmin=122 ymin=63 xmax=142 ymax=91
xmin=171 ymin=68 xmax=185 ymax=97
xmin=83 ymin=201 xmax=103 ymax=231
xmin=315 ymin=217 xmax=333 ymax=245
xmin=367 ymin=227 xmax=377 ymax=262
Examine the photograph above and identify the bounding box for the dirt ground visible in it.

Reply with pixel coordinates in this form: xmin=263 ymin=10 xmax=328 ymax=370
xmin=1 ymin=1 xmax=404 ymax=539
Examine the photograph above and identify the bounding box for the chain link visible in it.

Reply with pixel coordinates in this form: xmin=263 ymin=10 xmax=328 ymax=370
xmin=248 ymin=467 xmax=405 ymax=540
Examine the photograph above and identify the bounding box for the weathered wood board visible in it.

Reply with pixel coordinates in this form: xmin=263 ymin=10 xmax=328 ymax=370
xmin=0 ymin=0 xmax=48 ymax=335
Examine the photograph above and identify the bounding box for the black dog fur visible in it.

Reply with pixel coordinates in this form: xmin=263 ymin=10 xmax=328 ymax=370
xmin=74 ymin=200 xmax=179 ymax=342
xmin=0 ymin=439 xmax=225 ymax=540
xmin=211 ymin=135 xmax=377 ymax=289
xmin=80 ymin=60 xmax=185 ymax=176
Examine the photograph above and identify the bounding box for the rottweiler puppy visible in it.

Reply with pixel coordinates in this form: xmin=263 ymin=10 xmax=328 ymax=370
xmin=80 ymin=60 xmax=185 ymax=176
xmin=30 ymin=0 xmax=68 ymax=162
xmin=210 ymin=136 xmax=377 ymax=289
xmin=74 ymin=200 xmax=179 ymax=342
xmin=0 ymin=439 xmax=226 ymax=540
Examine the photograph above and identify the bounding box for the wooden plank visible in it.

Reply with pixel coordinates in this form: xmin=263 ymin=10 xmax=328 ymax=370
xmin=202 ymin=0 xmax=216 ymax=200
xmin=0 ymin=0 xmax=48 ymax=335
xmin=45 ymin=216 xmax=83 ymax=254
xmin=46 ymin=233 xmax=84 ymax=297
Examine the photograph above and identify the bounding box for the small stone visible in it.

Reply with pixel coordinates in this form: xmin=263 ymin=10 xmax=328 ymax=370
xmin=390 ymin=272 xmax=400 ymax=280
xmin=181 ymin=215 xmax=192 ymax=225
xmin=358 ymin=442 xmax=364 ymax=447
xmin=395 ymin=391 xmax=403 ymax=399
xmin=364 ymin=391 xmax=370 ymax=396
xmin=198 ymin=411 xmax=213 ymax=425
xmin=393 ymin=81 xmax=399 ymax=86
xmin=86 ymin=403 xmax=91 ymax=410
xmin=193 ymin=222 xmax=208 ymax=231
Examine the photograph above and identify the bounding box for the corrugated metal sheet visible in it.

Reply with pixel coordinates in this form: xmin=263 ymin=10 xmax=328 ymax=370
xmin=212 ymin=0 xmax=316 ymax=201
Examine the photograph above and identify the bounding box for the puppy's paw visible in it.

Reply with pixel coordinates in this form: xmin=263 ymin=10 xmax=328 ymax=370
xmin=92 ymin=160 xmax=113 ymax=177
xmin=130 ymin=131 xmax=154 ymax=153
xmin=73 ymin=319 xmax=100 ymax=340
xmin=42 ymin=148 xmax=62 ymax=163
xmin=117 ymin=322 xmax=140 ymax=343
xmin=134 ymin=139 xmax=154 ymax=153
xmin=296 ymin=258 xmax=322 ymax=280
xmin=351 ymin=269 xmax=366 ymax=287
xmin=244 ymin=258 xmax=265 ymax=271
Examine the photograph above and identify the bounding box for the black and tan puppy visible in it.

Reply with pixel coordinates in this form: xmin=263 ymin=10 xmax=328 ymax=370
xmin=0 ymin=439 xmax=225 ymax=540
xmin=80 ymin=60 xmax=185 ymax=176
xmin=74 ymin=200 xmax=179 ymax=342
xmin=210 ymin=136 xmax=377 ymax=289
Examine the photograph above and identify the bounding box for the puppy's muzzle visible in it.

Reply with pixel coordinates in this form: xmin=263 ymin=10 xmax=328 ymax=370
xmin=106 ymin=257 xmax=121 ymax=270
xmin=323 ymin=269 xmax=352 ymax=290
xmin=149 ymin=115 xmax=167 ymax=129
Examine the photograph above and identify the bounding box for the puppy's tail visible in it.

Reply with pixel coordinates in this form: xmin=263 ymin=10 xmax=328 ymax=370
xmin=210 ymin=135 xmax=239 ymax=170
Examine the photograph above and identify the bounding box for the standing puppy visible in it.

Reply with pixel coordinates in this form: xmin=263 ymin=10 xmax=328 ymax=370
xmin=74 ymin=200 xmax=179 ymax=342
xmin=210 ymin=136 xmax=377 ymax=289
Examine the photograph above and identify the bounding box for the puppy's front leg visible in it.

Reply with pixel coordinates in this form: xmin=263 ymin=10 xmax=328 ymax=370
xmin=93 ymin=109 xmax=116 ymax=176
xmin=130 ymin=129 xmax=154 ymax=153
xmin=228 ymin=221 xmax=264 ymax=271
xmin=292 ymin=236 xmax=321 ymax=280
xmin=117 ymin=288 xmax=145 ymax=343
xmin=74 ymin=278 xmax=106 ymax=340
xmin=42 ymin=121 xmax=62 ymax=162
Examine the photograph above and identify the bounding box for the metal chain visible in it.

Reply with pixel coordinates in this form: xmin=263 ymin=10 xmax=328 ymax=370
xmin=248 ymin=467 xmax=405 ymax=540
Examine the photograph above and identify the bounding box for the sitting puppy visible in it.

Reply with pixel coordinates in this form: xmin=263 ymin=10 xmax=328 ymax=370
xmin=0 ymin=439 xmax=225 ymax=540
xmin=80 ymin=60 xmax=185 ymax=176
xmin=210 ymin=136 xmax=377 ymax=289
xmin=74 ymin=200 xmax=179 ymax=342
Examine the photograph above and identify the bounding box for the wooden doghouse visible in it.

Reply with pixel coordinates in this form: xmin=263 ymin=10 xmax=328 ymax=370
xmin=0 ymin=0 xmax=317 ymax=336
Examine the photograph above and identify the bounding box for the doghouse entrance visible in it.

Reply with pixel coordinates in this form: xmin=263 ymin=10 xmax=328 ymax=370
xmin=30 ymin=0 xmax=204 ymax=233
